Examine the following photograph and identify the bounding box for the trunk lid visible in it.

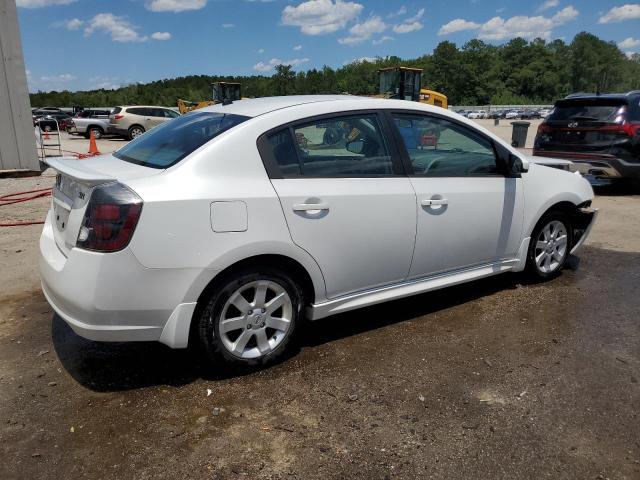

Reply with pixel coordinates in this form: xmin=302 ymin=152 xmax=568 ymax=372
xmin=45 ymin=155 xmax=159 ymax=256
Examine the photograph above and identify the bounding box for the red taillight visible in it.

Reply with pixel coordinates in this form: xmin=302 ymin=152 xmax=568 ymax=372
xmin=114 ymin=114 xmax=124 ymax=120
xmin=77 ymin=183 xmax=143 ymax=253
xmin=622 ymin=121 xmax=640 ymax=137
xmin=537 ymin=123 xmax=552 ymax=134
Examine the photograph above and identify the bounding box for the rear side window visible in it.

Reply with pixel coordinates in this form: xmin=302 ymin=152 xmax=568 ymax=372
xmin=127 ymin=107 xmax=145 ymax=116
xmin=265 ymin=114 xmax=393 ymax=177
xmin=548 ymin=100 xmax=627 ymax=123
xmin=113 ymin=112 xmax=249 ymax=168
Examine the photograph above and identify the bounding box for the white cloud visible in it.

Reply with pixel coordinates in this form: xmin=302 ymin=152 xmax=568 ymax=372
xmin=393 ymin=7 xmax=424 ymax=34
xmin=618 ymin=37 xmax=640 ymax=49
xmin=372 ymin=35 xmax=394 ymax=45
xmin=438 ymin=18 xmax=481 ymax=35
xmin=537 ymin=0 xmax=559 ymax=12
xmin=293 ymin=44 xmax=303 ymax=50
xmin=151 ymin=31 xmax=172 ymax=40
xmin=343 ymin=56 xmax=377 ymax=65
xmin=40 ymin=73 xmax=76 ymax=82
xmin=253 ymin=57 xmax=310 ymax=72
xmin=598 ymin=4 xmax=640 ymax=24
xmin=438 ymin=5 xmax=578 ymax=40
xmin=258 ymin=48 xmax=265 ymax=53
xmin=145 ymin=0 xmax=207 ymax=12
xmin=387 ymin=6 xmax=407 ymax=18
xmin=17 ymin=0 xmax=76 ymax=8
xmin=84 ymin=13 xmax=148 ymax=43
xmin=65 ymin=18 xmax=83 ymax=30
xmin=222 ymin=23 xmax=235 ymax=28
xmin=282 ymin=0 xmax=363 ymax=35
xmin=339 ymin=16 xmax=386 ymax=45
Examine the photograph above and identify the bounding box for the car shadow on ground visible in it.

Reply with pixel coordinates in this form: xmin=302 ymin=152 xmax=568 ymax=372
xmin=51 ymin=267 xmax=553 ymax=393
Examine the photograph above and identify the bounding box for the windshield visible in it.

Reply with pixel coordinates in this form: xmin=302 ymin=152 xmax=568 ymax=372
xmin=548 ymin=100 xmax=627 ymax=124
xmin=113 ymin=112 xmax=249 ymax=168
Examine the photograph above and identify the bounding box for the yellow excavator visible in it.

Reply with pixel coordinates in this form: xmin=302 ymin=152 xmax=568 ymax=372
xmin=177 ymin=81 xmax=243 ymax=114
xmin=377 ymin=67 xmax=448 ymax=108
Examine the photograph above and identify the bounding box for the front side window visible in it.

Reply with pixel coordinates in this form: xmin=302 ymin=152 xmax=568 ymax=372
xmin=392 ymin=114 xmax=499 ymax=176
xmin=113 ymin=112 xmax=249 ymax=168
xmin=267 ymin=114 xmax=393 ymax=177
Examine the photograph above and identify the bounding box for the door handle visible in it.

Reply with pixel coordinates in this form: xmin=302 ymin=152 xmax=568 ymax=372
xmin=421 ymin=198 xmax=448 ymax=206
xmin=292 ymin=202 xmax=329 ymax=212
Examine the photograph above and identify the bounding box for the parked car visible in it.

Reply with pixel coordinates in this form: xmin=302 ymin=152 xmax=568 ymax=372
xmin=108 ymin=106 xmax=180 ymax=140
xmin=68 ymin=116 xmax=112 ymax=139
xmin=505 ymin=110 xmax=520 ymax=119
xmin=520 ymin=109 xmax=541 ymax=120
xmin=40 ymin=96 xmax=597 ymax=368
xmin=74 ymin=109 xmax=112 ymax=119
xmin=539 ymin=108 xmax=553 ymax=118
xmin=533 ymin=91 xmax=640 ymax=183
xmin=467 ymin=110 xmax=487 ymax=119
xmin=34 ymin=112 xmax=72 ymax=131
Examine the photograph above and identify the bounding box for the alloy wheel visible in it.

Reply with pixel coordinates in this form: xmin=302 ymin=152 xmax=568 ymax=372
xmin=534 ymin=220 xmax=568 ymax=274
xmin=217 ymin=280 xmax=293 ymax=359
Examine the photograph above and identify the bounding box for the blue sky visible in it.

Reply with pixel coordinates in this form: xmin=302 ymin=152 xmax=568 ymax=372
xmin=16 ymin=0 xmax=640 ymax=92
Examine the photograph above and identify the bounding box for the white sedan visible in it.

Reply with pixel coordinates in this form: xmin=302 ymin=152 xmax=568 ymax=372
xmin=40 ymin=96 xmax=597 ymax=368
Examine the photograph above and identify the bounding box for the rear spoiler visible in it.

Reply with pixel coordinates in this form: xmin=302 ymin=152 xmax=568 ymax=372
xmin=44 ymin=157 xmax=116 ymax=186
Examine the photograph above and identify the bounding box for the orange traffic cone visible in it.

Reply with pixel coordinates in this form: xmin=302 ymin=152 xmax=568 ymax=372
xmin=88 ymin=129 xmax=100 ymax=156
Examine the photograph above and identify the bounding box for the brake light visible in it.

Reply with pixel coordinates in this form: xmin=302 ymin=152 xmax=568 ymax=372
xmin=114 ymin=114 xmax=124 ymax=120
xmin=622 ymin=121 xmax=640 ymax=137
xmin=77 ymin=183 xmax=143 ymax=252
xmin=537 ymin=123 xmax=552 ymax=134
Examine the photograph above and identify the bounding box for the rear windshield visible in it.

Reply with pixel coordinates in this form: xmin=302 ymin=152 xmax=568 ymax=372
xmin=112 ymin=107 xmax=122 ymax=115
xmin=548 ymin=99 xmax=627 ymax=123
xmin=113 ymin=112 xmax=249 ymax=168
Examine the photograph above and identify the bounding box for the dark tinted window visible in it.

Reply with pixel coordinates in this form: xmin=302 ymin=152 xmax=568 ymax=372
xmin=113 ymin=112 xmax=249 ymax=168
xmin=393 ymin=114 xmax=499 ymax=176
xmin=548 ymin=99 xmax=627 ymax=123
xmin=112 ymin=107 xmax=122 ymax=115
xmin=268 ymin=114 xmax=392 ymax=177
xmin=162 ymin=109 xmax=180 ymax=118
xmin=127 ymin=107 xmax=146 ymax=116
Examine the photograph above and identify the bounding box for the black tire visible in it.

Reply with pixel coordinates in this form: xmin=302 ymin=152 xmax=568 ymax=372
xmin=526 ymin=210 xmax=572 ymax=280
xmin=196 ymin=266 xmax=303 ymax=369
xmin=85 ymin=126 xmax=103 ymax=140
xmin=128 ymin=125 xmax=145 ymax=140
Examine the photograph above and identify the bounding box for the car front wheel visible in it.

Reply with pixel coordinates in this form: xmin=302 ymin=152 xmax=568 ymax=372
xmin=197 ymin=267 xmax=302 ymax=368
xmin=527 ymin=212 xmax=572 ymax=279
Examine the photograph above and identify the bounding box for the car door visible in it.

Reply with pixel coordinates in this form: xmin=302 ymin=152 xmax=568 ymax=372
xmin=146 ymin=108 xmax=166 ymax=129
xmin=258 ymin=111 xmax=417 ymax=299
xmin=388 ymin=111 xmax=524 ymax=279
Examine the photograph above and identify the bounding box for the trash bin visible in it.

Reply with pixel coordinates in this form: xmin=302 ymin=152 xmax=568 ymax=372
xmin=494 ymin=118 xmax=499 ymax=126
xmin=511 ymin=121 xmax=530 ymax=148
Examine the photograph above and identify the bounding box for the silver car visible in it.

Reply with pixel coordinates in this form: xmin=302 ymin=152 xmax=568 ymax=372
xmin=108 ymin=105 xmax=180 ymax=140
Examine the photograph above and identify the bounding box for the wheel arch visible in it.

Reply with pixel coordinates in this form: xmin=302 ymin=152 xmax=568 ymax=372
xmin=187 ymin=253 xmax=319 ymax=346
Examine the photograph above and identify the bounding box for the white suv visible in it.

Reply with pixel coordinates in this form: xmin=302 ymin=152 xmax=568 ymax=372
xmin=40 ymin=96 xmax=597 ymax=368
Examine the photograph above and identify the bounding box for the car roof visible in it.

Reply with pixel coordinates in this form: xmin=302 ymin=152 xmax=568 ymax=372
xmin=119 ymin=105 xmax=174 ymax=109
xmin=198 ymin=95 xmax=368 ymax=117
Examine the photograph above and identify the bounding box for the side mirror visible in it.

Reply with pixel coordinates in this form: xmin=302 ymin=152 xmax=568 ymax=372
xmin=510 ymin=154 xmax=529 ymax=173
xmin=346 ymin=139 xmax=364 ymax=155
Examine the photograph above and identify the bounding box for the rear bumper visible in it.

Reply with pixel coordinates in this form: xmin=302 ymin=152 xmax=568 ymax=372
xmin=533 ymin=151 xmax=640 ymax=179
xmin=39 ymin=211 xmax=201 ymax=347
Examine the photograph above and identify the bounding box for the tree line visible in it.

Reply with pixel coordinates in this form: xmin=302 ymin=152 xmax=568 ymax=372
xmin=30 ymin=32 xmax=640 ymax=108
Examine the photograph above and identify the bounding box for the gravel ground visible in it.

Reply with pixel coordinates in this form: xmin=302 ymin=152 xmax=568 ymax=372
xmin=1 ymin=142 xmax=639 ymax=479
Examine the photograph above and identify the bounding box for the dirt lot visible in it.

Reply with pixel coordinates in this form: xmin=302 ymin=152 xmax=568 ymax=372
xmin=1 ymin=163 xmax=640 ymax=479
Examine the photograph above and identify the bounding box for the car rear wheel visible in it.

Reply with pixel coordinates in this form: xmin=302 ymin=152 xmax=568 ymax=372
xmin=197 ymin=267 xmax=302 ymax=368
xmin=128 ymin=125 xmax=145 ymax=140
xmin=526 ymin=212 xmax=572 ymax=280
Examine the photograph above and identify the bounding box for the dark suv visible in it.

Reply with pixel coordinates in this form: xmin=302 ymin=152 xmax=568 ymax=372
xmin=533 ymin=91 xmax=640 ymax=181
